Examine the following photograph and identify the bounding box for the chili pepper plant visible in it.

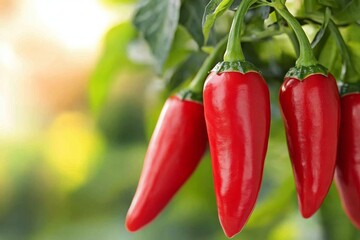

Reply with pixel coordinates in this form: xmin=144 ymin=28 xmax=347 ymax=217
xmin=91 ymin=0 xmax=360 ymax=238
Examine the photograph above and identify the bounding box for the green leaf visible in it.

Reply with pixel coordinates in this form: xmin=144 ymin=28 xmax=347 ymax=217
xmin=166 ymin=51 xmax=208 ymax=92
xmin=163 ymin=25 xmax=199 ymax=74
xmin=312 ymin=26 xmax=331 ymax=59
xmin=89 ymin=22 xmax=136 ymax=114
xmin=317 ymin=28 xmax=342 ymax=78
xmin=318 ymin=0 xmax=340 ymax=8
xmin=180 ymin=0 xmax=210 ymax=46
xmin=332 ymin=0 xmax=360 ymax=24
xmin=311 ymin=8 xmax=331 ymax=49
xmin=345 ymin=24 xmax=360 ymax=76
xmin=230 ymin=0 xmax=241 ymax=10
xmin=231 ymin=1 xmax=271 ymax=20
xmin=243 ymin=7 xmax=271 ymax=36
xmin=260 ymin=6 xmax=271 ymax=20
xmin=303 ymin=0 xmax=323 ymax=13
xmin=301 ymin=0 xmax=359 ymax=24
xmin=202 ymin=0 xmax=234 ymax=44
xmin=133 ymin=0 xmax=181 ymax=72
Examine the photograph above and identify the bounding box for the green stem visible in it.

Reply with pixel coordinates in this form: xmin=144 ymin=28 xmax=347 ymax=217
xmin=188 ymin=37 xmax=228 ymax=93
xmin=328 ymin=19 xmax=359 ymax=83
xmin=272 ymin=0 xmax=317 ymax=67
xmin=286 ymin=29 xmax=300 ymax=57
xmin=275 ymin=11 xmax=300 ymax=57
xmin=241 ymin=29 xmax=283 ymax=42
xmin=223 ymin=0 xmax=257 ymax=62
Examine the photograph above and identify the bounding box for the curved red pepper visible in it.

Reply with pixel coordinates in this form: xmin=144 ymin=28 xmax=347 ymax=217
xmin=203 ymin=68 xmax=270 ymax=238
xmin=336 ymin=92 xmax=360 ymax=229
xmin=279 ymin=72 xmax=340 ymax=218
xmin=125 ymin=95 xmax=208 ymax=232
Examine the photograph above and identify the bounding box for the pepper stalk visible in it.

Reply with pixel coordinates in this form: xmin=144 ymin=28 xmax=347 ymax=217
xmin=223 ymin=0 xmax=257 ymax=62
xmin=271 ymin=0 xmax=317 ymax=67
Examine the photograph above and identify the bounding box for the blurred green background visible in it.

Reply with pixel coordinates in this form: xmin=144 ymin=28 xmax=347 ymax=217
xmin=1 ymin=0 xmax=360 ymax=239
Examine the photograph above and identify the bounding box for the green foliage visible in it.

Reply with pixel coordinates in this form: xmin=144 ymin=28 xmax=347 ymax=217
xmin=346 ymin=24 xmax=360 ymax=77
xmin=331 ymin=0 xmax=360 ymax=24
xmin=100 ymin=0 xmax=360 ymax=99
xmin=133 ymin=0 xmax=181 ymax=72
xmin=180 ymin=0 xmax=210 ymax=46
xmin=89 ymin=22 xmax=137 ymax=114
xmin=166 ymin=51 xmax=208 ymax=92
xmin=202 ymin=0 xmax=234 ymax=44
xmin=311 ymin=8 xmax=330 ymax=49
xmin=5 ymin=0 xmax=360 ymax=240
xmin=318 ymin=27 xmax=342 ymax=76
xmin=302 ymin=0 xmax=360 ymax=24
xmin=162 ymin=25 xmax=198 ymax=73
xmin=84 ymin=0 xmax=360 ymax=239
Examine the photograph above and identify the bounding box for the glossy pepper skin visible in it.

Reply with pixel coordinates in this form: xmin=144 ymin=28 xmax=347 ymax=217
xmin=125 ymin=95 xmax=208 ymax=232
xmin=279 ymin=70 xmax=341 ymax=218
xmin=335 ymin=87 xmax=360 ymax=229
xmin=203 ymin=63 xmax=270 ymax=238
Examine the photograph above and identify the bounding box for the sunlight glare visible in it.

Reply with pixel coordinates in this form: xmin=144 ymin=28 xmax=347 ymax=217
xmin=29 ymin=0 xmax=122 ymax=50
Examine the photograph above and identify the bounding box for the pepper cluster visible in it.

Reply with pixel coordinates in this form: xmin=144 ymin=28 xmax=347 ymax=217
xmin=125 ymin=0 xmax=360 ymax=238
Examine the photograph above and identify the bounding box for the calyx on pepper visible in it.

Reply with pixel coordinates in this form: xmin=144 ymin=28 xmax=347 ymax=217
xmin=340 ymin=82 xmax=360 ymax=96
xmin=212 ymin=60 xmax=259 ymax=74
xmin=285 ymin=64 xmax=328 ymax=80
xmin=177 ymin=89 xmax=203 ymax=103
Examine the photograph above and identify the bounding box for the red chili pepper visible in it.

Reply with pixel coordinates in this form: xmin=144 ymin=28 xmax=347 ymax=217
xmin=125 ymin=94 xmax=208 ymax=232
xmin=125 ymin=37 xmax=227 ymax=232
xmin=335 ymin=83 xmax=360 ymax=229
xmin=279 ymin=67 xmax=341 ymax=218
xmin=203 ymin=61 xmax=270 ymax=238
xmin=273 ymin=1 xmax=341 ymax=218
